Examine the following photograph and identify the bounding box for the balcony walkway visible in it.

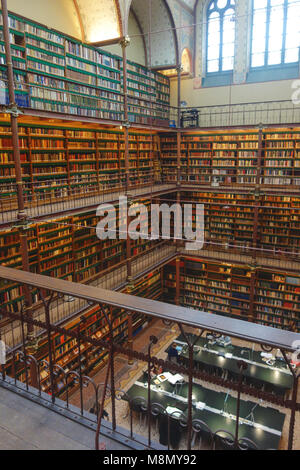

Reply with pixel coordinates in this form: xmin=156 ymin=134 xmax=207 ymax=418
xmin=1 ymin=243 xmax=177 ymax=348
xmin=0 ymin=385 xmax=129 ymax=450
xmin=0 ymin=183 xmax=176 ymax=226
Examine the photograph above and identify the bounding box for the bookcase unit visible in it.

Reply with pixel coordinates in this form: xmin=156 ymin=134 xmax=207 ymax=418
xmin=160 ymin=128 xmax=300 ymax=187
xmin=263 ymin=131 xmax=300 ymax=186
xmin=178 ymin=190 xmax=300 ymax=257
xmin=0 ymin=204 xmax=160 ymax=323
xmin=255 ymin=270 xmax=300 ymax=331
xmin=160 ymin=130 xmax=261 ymax=185
xmin=163 ymin=258 xmax=300 ymax=332
xmin=0 ymin=120 xmax=160 ymax=202
xmin=164 ymin=259 xmax=251 ymax=321
xmin=0 ymin=10 xmax=170 ymax=125
xmin=180 ymin=190 xmax=256 ymax=250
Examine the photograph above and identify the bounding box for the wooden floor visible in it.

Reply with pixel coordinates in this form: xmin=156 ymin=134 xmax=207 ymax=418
xmin=0 ymin=386 xmax=129 ymax=450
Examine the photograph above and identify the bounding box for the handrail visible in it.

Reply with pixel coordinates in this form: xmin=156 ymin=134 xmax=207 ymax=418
xmin=0 ymin=265 xmax=298 ymax=351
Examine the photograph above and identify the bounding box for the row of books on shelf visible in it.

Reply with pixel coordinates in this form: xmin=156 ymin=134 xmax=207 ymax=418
xmin=164 ymin=260 xmax=299 ymax=331
xmin=177 ymin=132 xmax=300 ymax=142
xmin=256 ymin=315 xmax=297 ymax=329
xmin=0 ymin=10 xmax=170 ymax=114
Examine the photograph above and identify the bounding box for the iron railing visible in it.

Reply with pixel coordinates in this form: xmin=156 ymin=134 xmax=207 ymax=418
xmin=181 ymin=101 xmax=300 ymax=129
xmin=0 ymin=266 xmax=299 ymax=450
xmin=0 ymin=179 xmax=176 ymax=224
xmin=2 ymin=80 xmax=300 ymax=130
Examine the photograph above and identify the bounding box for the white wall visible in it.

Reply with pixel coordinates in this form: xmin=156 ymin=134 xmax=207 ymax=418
xmin=7 ymin=0 xmax=82 ymax=38
xmin=171 ymin=78 xmax=297 ymax=107
xmin=102 ymin=11 xmax=146 ymax=65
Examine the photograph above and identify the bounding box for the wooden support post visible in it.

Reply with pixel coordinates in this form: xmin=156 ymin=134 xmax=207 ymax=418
xmin=175 ymin=257 xmax=181 ymax=306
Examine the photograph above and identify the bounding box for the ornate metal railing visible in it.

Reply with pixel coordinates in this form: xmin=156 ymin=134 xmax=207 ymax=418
xmin=0 ymin=179 xmax=175 ymax=225
xmin=182 ymin=100 xmax=300 ymax=129
xmin=0 ymin=266 xmax=299 ymax=451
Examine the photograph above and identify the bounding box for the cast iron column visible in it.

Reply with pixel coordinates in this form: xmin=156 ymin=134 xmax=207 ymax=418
xmin=1 ymin=0 xmax=38 ymax=385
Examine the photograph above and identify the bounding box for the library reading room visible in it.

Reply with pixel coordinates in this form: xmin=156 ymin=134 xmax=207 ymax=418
xmin=0 ymin=0 xmax=300 ymax=453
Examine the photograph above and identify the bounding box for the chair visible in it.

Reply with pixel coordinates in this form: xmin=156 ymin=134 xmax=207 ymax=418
xmin=213 ymin=429 xmax=236 ymax=450
xmin=159 ymin=410 xmax=187 ymax=450
xmin=129 ymin=396 xmax=148 ymax=429
xmin=191 ymin=419 xmax=214 ymax=450
xmin=238 ymin=437 xmax=260 ymax=451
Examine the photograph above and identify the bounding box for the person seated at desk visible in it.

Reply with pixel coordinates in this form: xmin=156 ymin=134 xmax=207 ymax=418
xmin=167 ymin=343 xmax=179 ymax=363
xmin=150 ymin=365 xmax=163 ymax=379
xmin=143 ymin=365 xmax=163 ymax=381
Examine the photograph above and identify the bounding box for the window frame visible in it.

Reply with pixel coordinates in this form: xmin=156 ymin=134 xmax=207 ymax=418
xmin=250 ymin=0 xmax=300 ymax=70
xmin=206 ymin=0 xmax=236 ymax=75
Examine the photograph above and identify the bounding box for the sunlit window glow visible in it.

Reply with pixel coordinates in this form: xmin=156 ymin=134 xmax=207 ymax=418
xmin=251 ymin=0 xmax=300 ymax=68
xmin=207 ymin=0 xmax=236 ymax=73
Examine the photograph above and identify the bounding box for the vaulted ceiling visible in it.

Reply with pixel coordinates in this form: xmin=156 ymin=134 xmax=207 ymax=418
xmin=7 ymin=0 xmax=185 ymax=67
xmin=74 ymin=0 xmax=123 ymax=42
xmin=73 ymin=0 xmax=179 ymax=66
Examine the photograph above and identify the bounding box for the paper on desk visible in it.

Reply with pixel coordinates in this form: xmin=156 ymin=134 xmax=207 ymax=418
xmin=196 ymin=402 xmax=206 ymax=410
xmin=168 ymin=373 xmax=184 ymax=385
xmin=166 ymin=406 xmax=182 ymax=417
xmin=157 ymin=372 xmax=172 ymax=382
xmin=261 ymin=353 xmax=273 ymax=359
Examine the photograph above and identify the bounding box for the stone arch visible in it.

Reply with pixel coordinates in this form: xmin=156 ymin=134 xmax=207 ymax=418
xmin=75 ymin=0 xmax=122 ymax=43
xmin=130 ymin=0 xmax=179 ymax=68
xmin=181 ymin=47 xmax=193 ymax=75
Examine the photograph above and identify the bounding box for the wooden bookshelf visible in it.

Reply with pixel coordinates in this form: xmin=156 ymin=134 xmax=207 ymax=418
xmin=255 ymin=270 xmax=300 ymax=331
xmin=160 ymin=128 xmax=300 ymax=188
xmin=0 ymin=121 xmax=159 ymax=201
xmin=163 ymin=258 xmax=300 ymax=333
xmin=0 ymin=195 xmax=161 ymax=321
xmin=178 ymin=190 xmax=300 ymax=257
xmin=0 ymin=10 xmax=170 ymax=124
xmin=180 ymin=190 xmax=256 ymax=250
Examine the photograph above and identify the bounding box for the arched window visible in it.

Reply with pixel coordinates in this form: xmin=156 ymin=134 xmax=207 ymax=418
xmin=251 ymin=0 xmax=300 ymax=68
xmin=206 ymin=0 xmax=236 ymax=73
xmin=181 ymin=48 xmax=192 ymax=75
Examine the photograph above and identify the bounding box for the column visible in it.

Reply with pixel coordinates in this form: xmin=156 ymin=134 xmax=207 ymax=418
xmin=1 ymin=0 xmax=38 ymax=387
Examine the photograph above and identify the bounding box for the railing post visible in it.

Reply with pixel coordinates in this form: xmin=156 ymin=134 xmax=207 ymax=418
xmin=178 ymin=324 xmax=197 ymax=451
xmin=235 ymin=361 xmax=248 ymax=449
xmin=175 ymin=256 xmax=181 ymax=306
xmin=77 ymin=316 xmax=86 ymax=416
xmin=281 ymin=349 xmax=299 ymax=451
xmin=288 ymin=374 xmax=299 ymax=451
xmin=42 ymin=293 xmax=56 ymax=404
xmin=20 ymin=307 xmax=29 ymax=390
xmin=109 ymin=320 xmax=116 ymax=431
xmin=95 ymin=357 xmax=111 ymax=450
xmin=148 ymin=335 xmax=158 ymax=447
xmin=0 ymin=328 xmax=6 ymax=381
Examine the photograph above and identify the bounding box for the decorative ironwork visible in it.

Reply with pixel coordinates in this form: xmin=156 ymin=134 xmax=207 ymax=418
xmin=0 ymin=267 xmax=299 ymax=451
